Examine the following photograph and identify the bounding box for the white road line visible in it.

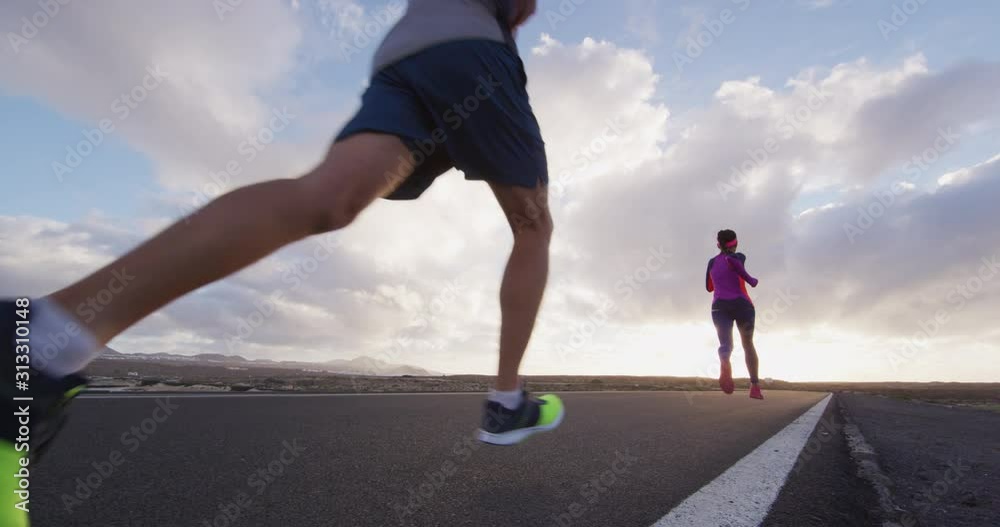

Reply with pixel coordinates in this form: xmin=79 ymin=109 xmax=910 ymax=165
xmin=651 ymin=393 xmax=833 ymax=527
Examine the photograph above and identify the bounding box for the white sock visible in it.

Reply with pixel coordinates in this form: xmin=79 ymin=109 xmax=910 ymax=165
xmin=488 ymin=389 xmax=524 ymax=410
xmin=31 ymin=297 xmax=101 ymax=378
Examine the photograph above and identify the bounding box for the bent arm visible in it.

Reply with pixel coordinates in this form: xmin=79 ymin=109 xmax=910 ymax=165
xmin=727 ymin=254 xmax=758 ymax=287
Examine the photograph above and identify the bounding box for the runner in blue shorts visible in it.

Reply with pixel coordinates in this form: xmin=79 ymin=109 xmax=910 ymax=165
xmin=2 ymin=5 xmax=562 ymax=519
xmin=705 ymin=229 xmax=764 ymax=400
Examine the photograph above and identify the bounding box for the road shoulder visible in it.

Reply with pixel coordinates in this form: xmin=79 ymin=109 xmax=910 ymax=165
xmin=838 ymin=393 xmax=999 ymax=527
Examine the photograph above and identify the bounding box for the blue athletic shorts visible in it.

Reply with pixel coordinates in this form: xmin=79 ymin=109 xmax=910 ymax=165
xmin=335 ymin=39 xmax=548 ymax=200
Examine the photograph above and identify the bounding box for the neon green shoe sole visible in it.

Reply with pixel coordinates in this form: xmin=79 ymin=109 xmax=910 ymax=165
xmin=478 ymin=393 xmax=566 ymax=446
xmin=0 ymin=441 xmax=29 ymax=527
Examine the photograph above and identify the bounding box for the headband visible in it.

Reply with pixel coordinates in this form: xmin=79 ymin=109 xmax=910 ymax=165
xmin=723 ymin=239 xmax=738 ymax=248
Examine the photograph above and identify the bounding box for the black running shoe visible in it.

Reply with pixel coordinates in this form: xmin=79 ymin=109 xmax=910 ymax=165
xmin=477 ymin=391 xmax=565 ymax=446
xmin=1 ymin=299 xmax=88 ymax=526
xmin=1 ymin=299 xmax=88 ymax=458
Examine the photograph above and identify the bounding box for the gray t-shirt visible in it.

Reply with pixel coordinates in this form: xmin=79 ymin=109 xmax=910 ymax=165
xmin=371 ymin=0 xmax=513 ymax=74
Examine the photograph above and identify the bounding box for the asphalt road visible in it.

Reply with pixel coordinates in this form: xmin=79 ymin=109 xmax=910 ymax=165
xmin=839 ymin=393 xmax=1000 ymax=527
xmin=30 ymin=391 xmax=830 ymax=527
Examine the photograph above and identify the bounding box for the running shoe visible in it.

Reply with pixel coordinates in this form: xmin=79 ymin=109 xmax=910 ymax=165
xmin=719 ymin=359 xmax=735 ymax=394
xmin=749 ymin=383 xmax=764 ymax=400
xmin=477 ymin=391 xmax=565 ymax=446
xmin=2 ymin=300 xmax=88 ymax=526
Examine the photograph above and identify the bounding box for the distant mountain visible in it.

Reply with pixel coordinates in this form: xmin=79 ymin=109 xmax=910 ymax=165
xmin=95 ymin=348 xmax=439 ymax=376
xmin=320 ymin=356 xmax=438 ymax=376
xmin=190 ymin=353 xmax=250 ymax=363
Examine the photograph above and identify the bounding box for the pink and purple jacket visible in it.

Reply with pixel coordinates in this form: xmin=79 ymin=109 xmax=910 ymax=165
xmin=705 ymin=252 xmax=759 ymax=303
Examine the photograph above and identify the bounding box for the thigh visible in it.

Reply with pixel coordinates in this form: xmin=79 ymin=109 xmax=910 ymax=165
xmin=712 ymin=304 xmax=736 ymax=342
xmin=734 ymin=300 xmax=756 ymax=342
xmin=300 ymin=132 xmax=416 ymax=220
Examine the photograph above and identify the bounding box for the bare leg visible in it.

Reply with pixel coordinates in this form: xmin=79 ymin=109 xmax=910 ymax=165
xmin=712 ymin=310 xmax=736 ymax=394
xmin=49 ymin=133 xmax=414 ymax=345
xmin=738 ymin=323 xmax=759 ymax=383
xmin=488 ymin=182 xmax=552 ymax=391
xmin=713 ymin=315 xmax=735 ymax=362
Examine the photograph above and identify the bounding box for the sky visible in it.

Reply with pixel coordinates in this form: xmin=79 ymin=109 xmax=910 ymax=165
xmin=1 ymin=0 xmax=999 ymax=382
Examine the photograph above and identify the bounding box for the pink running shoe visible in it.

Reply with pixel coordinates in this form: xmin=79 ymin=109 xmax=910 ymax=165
xmin=749 ymin=384 xmax=764 ymax=400
xmin=719 ymin=360 xmax=734 ymax=394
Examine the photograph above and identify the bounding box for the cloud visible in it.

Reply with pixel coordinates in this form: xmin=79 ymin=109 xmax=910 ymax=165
xmin=788 ymin=155 xmax=1000 ymax=331
xmin=0 ymin=214 xmax=140 ymax=294
xmin=529 ymin=35 xmax=669 ymax=192
xmin=840 ymin=60 xmax=1000 ymax=180
xmin=0 ymin=0 xmax=314 ymax=218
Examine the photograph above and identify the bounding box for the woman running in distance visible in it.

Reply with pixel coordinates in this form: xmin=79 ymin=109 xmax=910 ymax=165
xmin=705 ymin=229 xmax=763 ymax=399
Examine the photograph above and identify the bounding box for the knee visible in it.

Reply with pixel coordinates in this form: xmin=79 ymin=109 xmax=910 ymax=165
xmin=509 ymin=208 xmax=554 ymax=244
xmin=718 ymin=343 xmax=733 ymax=357
xmin=314 ymin=197 xmax=365 ymax=233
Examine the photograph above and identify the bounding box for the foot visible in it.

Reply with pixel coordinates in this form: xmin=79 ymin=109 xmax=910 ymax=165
xmin=478 ymin=392 xmax=565 ymax=446
xmin=749 ymin=383 xmax=764 ymax=400
xmin=719 ymin=360 xmax=734 ymax=394
xmin=2 ymin=300 xmax=89 ymax=526
xmin=0 ymin=440 xmax=29 ymax=526
xmin=2 ymin=300 xmax=88 ymax=458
